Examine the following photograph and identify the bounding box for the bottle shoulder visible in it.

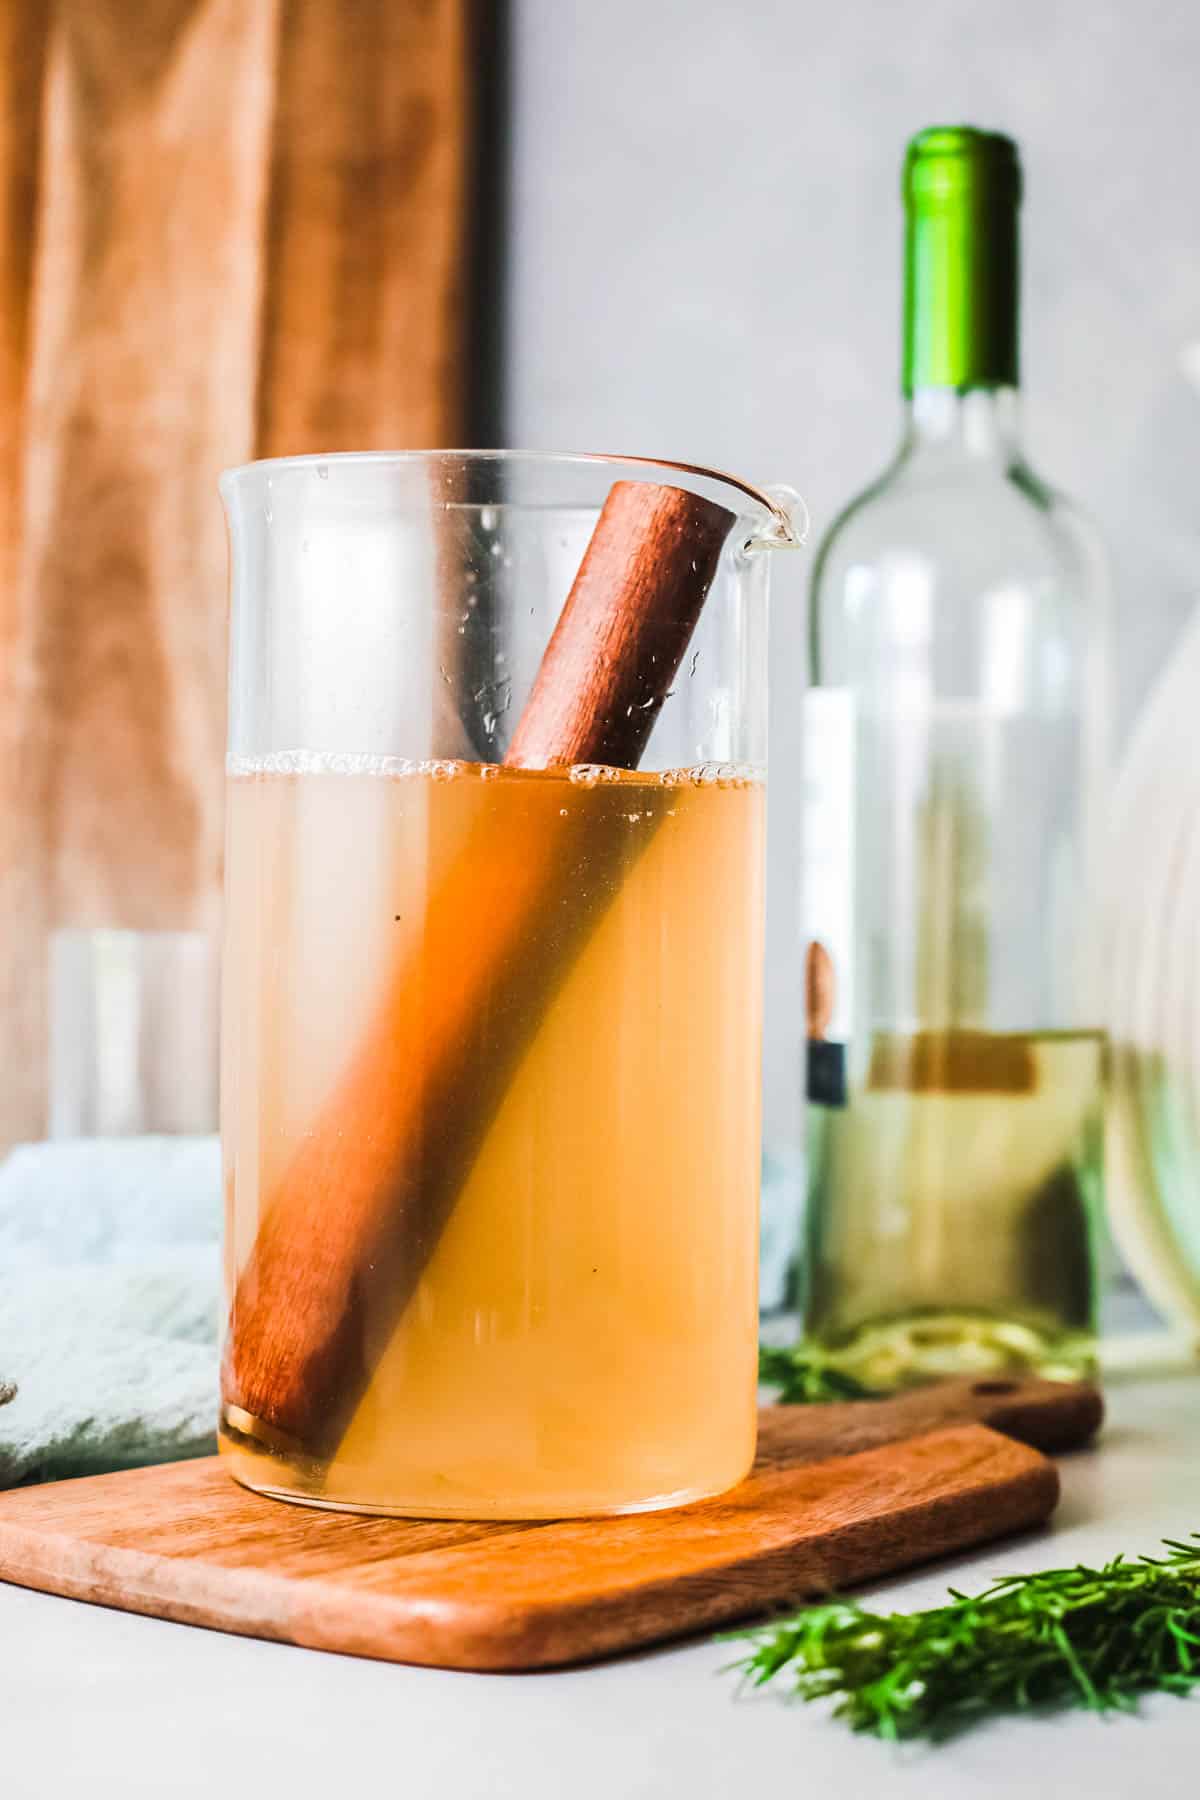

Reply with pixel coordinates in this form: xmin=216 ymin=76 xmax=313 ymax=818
xmin=811 ymin=449 xmax=1098 ymax=596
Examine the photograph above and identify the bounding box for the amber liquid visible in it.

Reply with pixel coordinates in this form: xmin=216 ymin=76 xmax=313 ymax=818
xmin=220 ymin=756 xmax=764 ymax=1516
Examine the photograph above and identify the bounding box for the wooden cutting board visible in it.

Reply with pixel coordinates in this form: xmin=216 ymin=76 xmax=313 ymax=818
xmin=0 ymin=1376 xmax=1101 ymax=1672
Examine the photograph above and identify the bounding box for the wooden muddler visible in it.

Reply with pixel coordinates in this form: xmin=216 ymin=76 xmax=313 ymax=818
xmin=222 ymin=481 xmax=735 ymax=1456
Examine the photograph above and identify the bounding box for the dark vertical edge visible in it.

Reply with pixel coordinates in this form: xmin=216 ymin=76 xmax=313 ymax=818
xmin=448 ymin=0 xmax=512 ymax=758
xmin=462 ymin=0 xmax=510 ymax=448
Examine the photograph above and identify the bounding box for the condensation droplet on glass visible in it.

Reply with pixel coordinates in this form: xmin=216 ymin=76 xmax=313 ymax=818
xmin=480 ymin=505 xmax=498 ymax=532
xmin=480 ymin=764 xmax=500 ymax=782
xmin=316 ymin=464 xmax=329 ymax=481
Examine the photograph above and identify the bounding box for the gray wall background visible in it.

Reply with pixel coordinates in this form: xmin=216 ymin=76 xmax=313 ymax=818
xmin=504 ymin=0 xmax=1200 ymax=1216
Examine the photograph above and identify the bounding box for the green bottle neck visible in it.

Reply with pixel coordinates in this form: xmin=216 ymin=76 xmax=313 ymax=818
xmin=903 ymin=136 xmax=1020 ymax=394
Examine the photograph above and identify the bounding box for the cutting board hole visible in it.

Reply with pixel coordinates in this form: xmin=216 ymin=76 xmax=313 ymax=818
xmin=972 ymin=1380 xmax=1019 ymax=1396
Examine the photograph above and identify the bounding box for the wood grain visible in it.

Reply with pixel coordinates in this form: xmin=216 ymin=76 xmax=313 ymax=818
xmin=0 ymin=1384 xmax=1078 ymax=1672
xmin=755 ymin=1374 xmax=1104 ymax=1465
xmin=256 ymin=0 xmax=470 ymax=455
xmin=0 ymin=0 xmax=280 ymax=1146
xmin=505 ymin=481 xmax=734 ymax=769
xmin=224 ymin=483 xmax=736 ymax=1455
xmin=0 ymin=0 xmax=474 ymax=1146
xmin=0 ymin=0 xmax=56 ymax=1144
xmin=0 ymin=1 xmax=47 ymax=593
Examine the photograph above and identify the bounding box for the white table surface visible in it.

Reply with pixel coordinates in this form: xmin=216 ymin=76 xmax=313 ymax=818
xmin=4 ymin=1370 xmax=1200 ymax=1799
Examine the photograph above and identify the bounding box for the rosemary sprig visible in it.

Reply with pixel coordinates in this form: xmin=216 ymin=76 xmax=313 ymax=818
xmin=730 ymin=1539 xmax=1200 ymax=1740
xmin=758 ymin=1341 xmax=882 ymax=1404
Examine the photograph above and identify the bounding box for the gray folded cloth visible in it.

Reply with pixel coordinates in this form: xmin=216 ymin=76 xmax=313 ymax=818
xmin=0 ymin=1136 xmax=220 ymax=1486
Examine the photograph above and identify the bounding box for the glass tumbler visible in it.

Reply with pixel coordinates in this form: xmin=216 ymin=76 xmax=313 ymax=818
xmin=218 ymin=451 xmax=801 ymax=1518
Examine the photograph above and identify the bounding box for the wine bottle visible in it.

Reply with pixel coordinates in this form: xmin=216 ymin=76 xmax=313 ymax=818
xmin=802 ymin=126 xmax=1107 ymax=1386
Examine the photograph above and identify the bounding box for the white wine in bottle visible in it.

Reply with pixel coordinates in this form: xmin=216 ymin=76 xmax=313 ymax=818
xmin=802 ymin=127 xmax=1108 ymax=1386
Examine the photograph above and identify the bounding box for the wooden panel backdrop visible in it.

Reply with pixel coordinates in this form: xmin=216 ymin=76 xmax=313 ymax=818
xmin=0 ymin=0 xmax=476 ymax=1145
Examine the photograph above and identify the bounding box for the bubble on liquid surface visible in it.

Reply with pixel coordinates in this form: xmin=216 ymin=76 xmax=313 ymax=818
xmin=223 ymin=751 xmax=757 ymax=792
xmin=695 ymin=761 xmax=759 ymax=788
xmin=228 ymin=750 xmax=430 ymax=780
xmin=569 ymin=763 xmax=619 ymax=788
xmin=656 ymin=761 xmax=761 ymax=790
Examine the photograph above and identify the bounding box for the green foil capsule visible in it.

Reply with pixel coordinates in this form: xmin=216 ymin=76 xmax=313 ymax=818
xmin=903 ymin=125 xmax=1021 ymax=394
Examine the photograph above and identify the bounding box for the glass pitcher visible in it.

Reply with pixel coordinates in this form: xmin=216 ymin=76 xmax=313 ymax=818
xmin=218 ymin=451 xmax=802 ymax=1518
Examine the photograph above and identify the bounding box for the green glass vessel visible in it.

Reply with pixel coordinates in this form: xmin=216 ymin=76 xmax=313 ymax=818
xmin=801 ymin=127 xmax=1108 ymax=1388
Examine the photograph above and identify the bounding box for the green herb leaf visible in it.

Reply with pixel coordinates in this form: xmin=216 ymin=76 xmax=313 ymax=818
xmin=758 ymin=1341 xmax=882 ymax=1404
xmin=728 ymin=1539 xmax=1200 ymax=1740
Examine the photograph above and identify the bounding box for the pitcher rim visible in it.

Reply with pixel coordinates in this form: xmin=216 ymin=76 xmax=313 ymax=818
xmin=219 ymin=448 xmax=804 ymax=550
